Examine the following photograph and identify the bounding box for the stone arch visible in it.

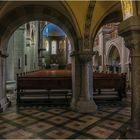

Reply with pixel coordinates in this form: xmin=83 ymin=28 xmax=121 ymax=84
xmin=0 ymin=2 xmax=82 ymax=53
xmin=107 ymin=45 xmax=121 ymax=66
xmin=91 ymin=1 xmax=136 ymax=48
xmin=0 ymin=1 xmax=82 ymax=110
xmin=91 ymin=2 xmax=123 ymax=47
xmin=106 ymin=42 xmax=121 ymax=65
xmin=106 ymin=44 xmax=121 ymax=73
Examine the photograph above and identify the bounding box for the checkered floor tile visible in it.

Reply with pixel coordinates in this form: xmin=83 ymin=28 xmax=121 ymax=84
xmin=0 ymin=97 xmax=131 ymax=139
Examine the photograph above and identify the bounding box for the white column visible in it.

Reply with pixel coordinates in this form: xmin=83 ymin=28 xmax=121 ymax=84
xmin=121 ymin=38 xmax=127 ymax=73
xmin=0 ymin=51 xmax=9 ymax=111
xmin=99 ymin=30 xmax=104 ymax=71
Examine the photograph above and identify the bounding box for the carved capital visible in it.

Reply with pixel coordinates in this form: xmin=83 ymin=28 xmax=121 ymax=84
xmin=79 ymin=50 xmax=94 ymax=63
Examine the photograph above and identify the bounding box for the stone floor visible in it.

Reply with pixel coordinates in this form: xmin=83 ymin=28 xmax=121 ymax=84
xmin=0 ymin=93 xmax=131 ymax=139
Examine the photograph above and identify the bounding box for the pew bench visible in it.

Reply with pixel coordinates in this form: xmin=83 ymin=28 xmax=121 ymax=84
xmin=16 ymin=76 xmax=72 ymax=106
xmin=93 ymin=74 xmax=126 ymax=100
xmin=16 ymin=70 xmax=126 ymax=106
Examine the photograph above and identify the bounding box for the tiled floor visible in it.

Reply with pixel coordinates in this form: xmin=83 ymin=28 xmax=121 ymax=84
xmin=0 ymin=94 xmax=131 ymax=139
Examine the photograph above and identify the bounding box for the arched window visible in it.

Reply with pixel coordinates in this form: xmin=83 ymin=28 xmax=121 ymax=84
xmin=59 ymin=40 xmax=63 ymax=53
xmin=51 ymin=40 xmax=57 ymax=54
xmin=26 ymin=23 xmax=30 ymax=36
xmin=45 ymin=40 xmax=49 ymax=52
xmin=31 ymin=30 xmax=34 ymax=41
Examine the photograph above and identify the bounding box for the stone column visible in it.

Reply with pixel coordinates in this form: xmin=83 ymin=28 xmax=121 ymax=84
xmin=78 ymin=51 xmax=97 ymax=112
xmin=6 ymin=36 xmax=15 ymax=82
xmin=71 ymin=50 xmax=97 ymax=113
xmin=118 ymin=16 xmax=140 ymax=138
xmin=121 ymin=40 xmax=127 ymax=73
xmin=0 ymin=51 xmax=9 ymax=111
xmin=70 ymin=51 xmax=81 ymax=110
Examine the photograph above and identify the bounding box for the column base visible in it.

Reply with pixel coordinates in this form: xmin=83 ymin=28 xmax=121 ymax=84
xmin=6 ymin=80 xmax=16 ymax=94
xmin=74 ymin=100 xmax=97 ymax=113
xmin=0 ymin=97 xmax=10 ymax=112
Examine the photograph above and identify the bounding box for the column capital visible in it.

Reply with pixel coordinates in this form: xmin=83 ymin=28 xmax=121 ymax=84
xmin=0 ymin=51 xmax=8 ymax=58
xmin=79 ymin=50 xmax=94 ymax=63
xmin=70 ymin=50 xmax=94 ymax=63
xmin=118 ymin=16 xmax=140 ymax=49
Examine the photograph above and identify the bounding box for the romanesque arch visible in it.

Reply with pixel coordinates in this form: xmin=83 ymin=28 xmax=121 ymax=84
xmin=0 ymin=1 xmax=81 ymax=53
xmin=0 ymin=1 xmax=82 ymax=110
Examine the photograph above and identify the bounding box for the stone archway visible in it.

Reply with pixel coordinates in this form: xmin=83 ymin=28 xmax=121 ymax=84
xmin=0 ymin=1 xmax=81 ymax=111
xmin=108 ymin=45 xmax=121 ymax=73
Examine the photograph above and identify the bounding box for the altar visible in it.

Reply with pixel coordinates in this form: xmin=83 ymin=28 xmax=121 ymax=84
xmin=50 ymin=64 xmax=59 ymax=69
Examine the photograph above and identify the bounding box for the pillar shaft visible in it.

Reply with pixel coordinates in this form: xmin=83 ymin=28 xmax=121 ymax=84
xmin=6 ymin=36 xmax=15 ymax=82
xmin=131 ymin=46 xmax=140 ymax=129
xmin=80 ymin=59 xmax=93 ymax=101
xmin=70 ymin=50 xmax=97 ymax=113
xmin=70 ymin=51 xmax=81 ymax=110
xmin=118 ymin=16 xmax=140 ymax=138
xmin=0 ymin=51 xmax=8 ymax=111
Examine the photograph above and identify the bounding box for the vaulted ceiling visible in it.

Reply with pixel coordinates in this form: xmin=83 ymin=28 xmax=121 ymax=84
xmin=0 ymin=1 xmax=134 ymax=50
xmin=66 ymin=1 xmax=122 ymax=38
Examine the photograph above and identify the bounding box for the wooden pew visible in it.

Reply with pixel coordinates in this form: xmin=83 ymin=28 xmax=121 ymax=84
xmin=93 ymin=72 xmax=126 ymax=99
xmin=16 ymin=70 xmax=126 ymax=106
xmin=17 ymin=75 xmax=72 ymax=106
